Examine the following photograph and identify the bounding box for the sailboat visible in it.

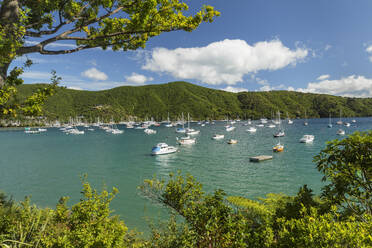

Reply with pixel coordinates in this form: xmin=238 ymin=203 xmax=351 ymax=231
xmin=336 ymin=109 xmax=343 ymax=125
xmin=274 ymin=111 xmax=285 ymax=137
xmin=273 ymin=112 xmax=284 ymax=152
xmin=328 ymin=113 xmax=333 ymax=128
xmin=176 ymin=113 xmax=186 ymax=133
xmin=287 ymin=112 xmax=293 ymax=124
xmin=186 ymin=113 xmax=200 ymax=135
xmin=165 ymin=112 xmax=173 ymax=127
xmin=303 ymin=110 xmax=308 ymax=126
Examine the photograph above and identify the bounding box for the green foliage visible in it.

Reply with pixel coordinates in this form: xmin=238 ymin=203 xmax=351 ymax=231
xmin=0 ymin=0 xmax=219 ymax=122
xmin=276 ymin=207 xmax=372 ymax=248
xmin=0 ymin=178 xmax=134 ymax=248
xmin=314 ymin=131 xmax=372 ymax=218
xmin=0 ymin=69 xmax=58 ymax=118
xmin=140 ymin=172 xmax=248 ymax=248
xmin=14 ymin=81 xmax=372 ymax=123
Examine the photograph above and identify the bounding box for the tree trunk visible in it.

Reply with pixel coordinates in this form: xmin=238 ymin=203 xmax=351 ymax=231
xmin=0 ymin=0 xmax=20 ymax=87
xmin=0 ymin=0 xmax=20 ymax=24
xmin=0 ymin=63 xmax=9 ymax=87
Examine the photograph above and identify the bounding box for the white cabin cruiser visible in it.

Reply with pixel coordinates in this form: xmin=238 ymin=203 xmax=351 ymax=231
xmin=212 ymin=134 xmax=224 ymax=140
xmin=299 ymin=135 xmax=314 ymax=143
xmin=151 ymin=143 xmax=178 ymax=155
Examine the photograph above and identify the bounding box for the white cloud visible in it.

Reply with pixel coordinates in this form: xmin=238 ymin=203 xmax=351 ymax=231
xmin=22 ymin=71 xmax=53 ymax=80
xmin=259 ymin=84 xmax=288 ymax=91
xmin=25 ymin=40 xmax=77 ymax=48
xmin=317 ymin=74 xmax=330 ymax=81
xmin=222 ymin=86 xmax=248 ymax=93
xmin=325 ymin=44 xmax=332 ymax=51
xmin=143 ymin=39 xmax=308 ymax=85
xmin=125 ymin=72 xmax=153 ymax=85
xmin=67 ymin=86 xmax=83 ymax=90
xmin=81 ymin=68 xmax=108 ymax=81
xmin=299 ymin=75 xmax=372 ymax=97
xmin=365 ymin=45 xmax=372 ymax=62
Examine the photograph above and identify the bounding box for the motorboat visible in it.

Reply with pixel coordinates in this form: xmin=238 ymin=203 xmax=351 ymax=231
xmin=111 ymin=129 xmax=124 ymax=134
xmin=256 ymin=124 xmax=264 ymax=127
xmin=144 ymin=128 xmax=156 ymax=134
xmin=267 ymin=124 xmax=276 ymax=128
xmin=67 ymin=128 xmax=84 ymax=135
xmin=337 ymin=129 xmax=345 ymax=135
xmin=273 ymin=142 xmax=284 ymax=152
xmin=38 ymin=128 xmax=47 ymax=132
xmin=212 ymin=134 xmax=224 ymax=140
xmin=287 ymin=119 xmax=293 ymax=124
xmin=227 ymin=139 xmax=238 ymax=144
xmin=177 ymin=136 xmax=196 ymax=145
xmin=344 ymin=122 xmax=351 ymax=127
xmin=352 ymin=119 xmax=356 ymax=123
xmin=151 ymin=143 xmax=178 ymax=155
xmin=225 ymin=125 xmax=236 ymax=132
xmin=299 ymin=134 xmax=314 ymax=143
xmin=24 ymin=127 xmax=40 ymax=134
xmin=246 ymin=127 xmax=257 ymax=132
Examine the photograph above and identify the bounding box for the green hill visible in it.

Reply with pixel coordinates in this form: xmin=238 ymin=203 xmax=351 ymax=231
xmin=16 ymin=81 xmax=372 ymax=122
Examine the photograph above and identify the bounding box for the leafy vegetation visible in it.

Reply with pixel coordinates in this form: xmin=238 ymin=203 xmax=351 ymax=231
xmin=0 ymin=0 xmax=219 ymax=121
xmin=13 ymin=81 xmax=372 ymax=123
xmin=0 ymin=132 xmax=371 ymax=247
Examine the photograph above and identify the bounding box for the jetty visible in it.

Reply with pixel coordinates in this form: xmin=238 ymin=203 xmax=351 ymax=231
xmin=249 ymin=155 xmax=273 ymax=162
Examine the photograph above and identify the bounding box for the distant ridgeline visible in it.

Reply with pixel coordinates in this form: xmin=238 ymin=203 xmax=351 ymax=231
xmin=16 ymin=81 xmax=372 ymax=122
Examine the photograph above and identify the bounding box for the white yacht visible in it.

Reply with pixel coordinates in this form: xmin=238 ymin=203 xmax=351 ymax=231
xmin=299 ymin=135 xmax=314 ymax=143
xmin=227 ymin=139 xmax=238 ymax=144
xmin=212 ymin=134 xmax=224 ymax=140
xmin=267 ymin=124 xmax=276 ymax=128
xmin=151 ymin=143 xmax=178 ymax=155
xmin=67 ymin=128 xmax=84 ymax=135
xmin=274 ymin=130 xmax=285 ymax=137
xmin=225 ymin=125 xmax=235 ymax=132
xmin=337 ymin=129 xmax=345 ymax=135
xmin=111 ymin=129 xmax=124 ymax=134
xmin=177 ymin=136 xmax=196 ymax=145
xmin=246 ymin=127 xmax=257 ymax=132
xmin=144 ymin=128 xmax=156 ymax=134
xmin=24 ymin=127 xmax=40 ymax=134
xmin=185 ymin=113 xmax=199 ymax=135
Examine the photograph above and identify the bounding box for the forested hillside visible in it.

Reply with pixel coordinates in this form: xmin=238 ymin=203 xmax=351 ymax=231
xmin=17 ymin=81 xmax=372 ymax=122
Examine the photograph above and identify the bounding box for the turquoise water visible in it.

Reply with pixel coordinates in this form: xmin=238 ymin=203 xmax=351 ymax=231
xmin=0 ymin=117 xmax=371 ymax=231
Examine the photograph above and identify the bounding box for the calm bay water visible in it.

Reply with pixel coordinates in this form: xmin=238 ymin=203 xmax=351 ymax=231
xmin=0 ymin=117 xmax=371 ymax=231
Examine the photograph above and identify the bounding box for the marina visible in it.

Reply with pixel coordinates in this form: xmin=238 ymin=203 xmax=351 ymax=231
xmin=0 ymin=117 xmax=370 ymax=231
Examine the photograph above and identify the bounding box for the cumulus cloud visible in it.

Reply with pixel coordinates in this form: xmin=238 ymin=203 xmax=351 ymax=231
xmin=222 ymin=86 xmax=248 ymax=93
xmin=143 ymin=39 xmax=308 ymax=85
xmin=299 ymin=75 xmax=372 ymax=97
xmin=366 ymin=45 xmax=372 ymax=62
xmin=317 ymin=74 xmax=330 ymax=81
xmin=324 ymin=44 xmax=332 ymax=51
xmin=67 ymin=86 xmax=83 ymax=90
xmin=25 ymin=40 xmax=77 ymax=48
xmin=125 ymin=72 xmax=153 ymax=85
xmin=259 ymin=84 xmax=288 ymax=92
xmin=81 ymin=68 xmax=108 ymax=81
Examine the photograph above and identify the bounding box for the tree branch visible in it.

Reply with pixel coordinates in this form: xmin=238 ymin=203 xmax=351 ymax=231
xmin=25 ymin=21 xmax=66 ymax=37
xmin=39 ymin=45 xmax=92 ymax=55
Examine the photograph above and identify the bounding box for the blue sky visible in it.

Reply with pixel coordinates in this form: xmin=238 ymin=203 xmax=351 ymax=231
xmin=13 ymin=0 xmax=372 ymax=97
